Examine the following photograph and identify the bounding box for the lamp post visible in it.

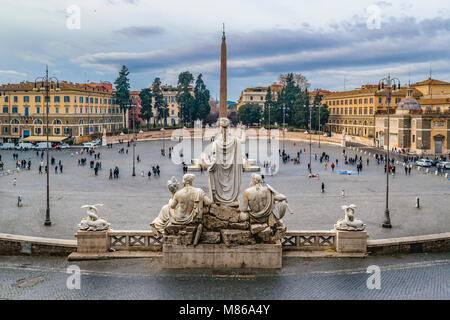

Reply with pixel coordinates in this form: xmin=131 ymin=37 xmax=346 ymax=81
xmin=130 ymin=98 xmax=136 ymax=177
xmin=317 ymin=104 xmax=321 ymax=148
xmin=377 ymin=75 xmax=401 ymax=228
xmin=34 ymin=65 xmax=59 ymax=226
xmin=282 ymin=105 xmax=286 ymax=152
xmin=309 ymin=104 xmax=312 ymax=173
xmin=161 ymin=127 xmax=166 ymax=156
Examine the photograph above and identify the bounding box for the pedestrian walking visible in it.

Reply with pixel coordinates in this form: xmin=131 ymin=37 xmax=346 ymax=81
xmin=321 ymin=182 xmax=325 ymax=193
xmin=55 ymin=166 xmax=58 ymax=174
xmin=109 ymin=168 xmax=113 ymax=179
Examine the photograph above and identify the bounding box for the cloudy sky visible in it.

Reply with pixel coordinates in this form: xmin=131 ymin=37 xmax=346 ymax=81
xmin=1 ymin=0 xmax=450 ymax=101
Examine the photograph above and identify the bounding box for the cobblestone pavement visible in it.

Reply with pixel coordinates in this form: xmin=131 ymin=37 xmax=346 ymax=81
xmin=0 ymin=253 xmax=448 ymax=299
xmin=0 ymin=138 xmax=449 ymax=240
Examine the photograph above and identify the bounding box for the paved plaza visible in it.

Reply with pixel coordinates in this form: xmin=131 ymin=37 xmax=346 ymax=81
xmin=0 ymin=252 xmax=448 ymax=299
xmin=0 ymin=138 xmax=449 ymax=240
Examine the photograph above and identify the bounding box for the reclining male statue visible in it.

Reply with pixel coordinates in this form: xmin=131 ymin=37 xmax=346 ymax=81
xmin=151 ymin=174 xmax=212 ymax=236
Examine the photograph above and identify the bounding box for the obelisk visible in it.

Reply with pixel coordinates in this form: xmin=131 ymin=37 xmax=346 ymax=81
xmin=219 ymin=24 xmax=227 ymax=119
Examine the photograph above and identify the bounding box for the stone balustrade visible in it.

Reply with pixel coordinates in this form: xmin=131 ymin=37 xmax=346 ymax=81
xmin=103 ymin=230 xmax=337 ymax=252
xmin=281 ymin=230 xmax=336 ymax=251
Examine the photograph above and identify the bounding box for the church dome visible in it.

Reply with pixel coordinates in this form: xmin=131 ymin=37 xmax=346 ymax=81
xmin=397 ymin=85 xmax=421 ymax=111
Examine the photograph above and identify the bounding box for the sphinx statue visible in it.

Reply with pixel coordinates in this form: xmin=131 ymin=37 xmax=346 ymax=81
xmin=78 ymin=204 xmax=110 ymax=231
xmin=240 ymin=173 xmax=293 ymax=229
xmin=334 ymin=204 xmax=365 ymax=231
xmin=150 ymin=176 xmax=180 ymax=236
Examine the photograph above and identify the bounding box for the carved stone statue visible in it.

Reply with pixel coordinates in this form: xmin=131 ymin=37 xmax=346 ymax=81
xmin=150 ymin=176 xmax=180 ymax=235
xmin=170 ymin=173 xmax=213 ymax=225
xmin=208 ymin=118 xmax=245 ymax=206
xmin=240 ymin=173 xmax=293 ymax=229
xmin=151 ymin=174 xmax=212 ymax=236
xmin=78 ymin=204 xmax=110 ymax=231
xmin=334 ymin=204 xmax=365 ymax=231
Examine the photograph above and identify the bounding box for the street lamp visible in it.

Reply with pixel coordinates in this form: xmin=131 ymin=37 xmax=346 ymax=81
xmin=161 ymin=127 xmax=166 ymax=156
xmin=377 ymin=75 xmax=401 ymax=228
xmin=282 ymin=105 xmax=286 ymax=152
xmin=130 ymin=97 xmax=137 ymax=177
xmin=309 ymin=104 xmax=312 ymax=173
xmin=34 ymin=65 xmax=59 ymax=226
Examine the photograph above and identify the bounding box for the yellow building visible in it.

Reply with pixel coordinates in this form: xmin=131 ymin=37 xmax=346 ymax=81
xmin=237 ymin=83 xmax=283 ymax=110
xmin=324 ymin=78 xmax=450 ymax=155
xmin=0 ymin=81 xmax=124 ymax=143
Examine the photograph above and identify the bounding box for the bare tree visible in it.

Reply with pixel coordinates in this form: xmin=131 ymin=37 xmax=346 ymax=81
xmin=279 ymin=73 xmax=310 ymax=90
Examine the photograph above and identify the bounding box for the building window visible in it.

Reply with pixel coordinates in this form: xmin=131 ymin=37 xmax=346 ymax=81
xmin=95 ymin=98 xmax=98 ymax=104
xmin=54 ymin=96 xmax=60 ymax=103
xmin=64 ymin=96 xmax=70 ymax=103
xmin=65 ymin=107 xmax=69 ymax=114
xmin=55 ymin=107 xmax=59 ymax=114
xmin=369 ymin=108 xmax=373 ymax=114
xmin=54 ymin=128 xmax=60 ymax=134
xmin=24 ymin=96 xmax=29 ymax=103
xmin=35 ymin=127 xmax=41 ymax=134
xmin=349 ymin=108 xmax=352 ymax=115
xmin=14 ymin=96 xmax=18 ymax=103
xmin=412 ymin=135 xmax=415 ymax=143
xmin=4 ymin=96 xmax=8 ymax=102
xmin=80 ymin=108 xmax=83 ymax=114
xmin=364 ymin=98 xmax=367 ymax=104
xmin=108 ymin=99 xmax=111 ymax=104
xmin=359 ymin=108 xmax=362 ymax=115
xmin=80 ymin=97 xmax=84 ymax=103
xmin=2 ymin=107 xmax=8 ymax=113
xmin=12 ymin=107 xmax=18 ymax=113
xmin=364 ymin=108 xmax=367 ymax=115
xmin=349 ymin=99 xmax=352 ymax=105
xmin=35 ymin=96 xmax=41 ymax=103
xmin=359 ymin=98 xmax=362 ymax=104
xmin=378 ymin=97 xmax=383 ymax=104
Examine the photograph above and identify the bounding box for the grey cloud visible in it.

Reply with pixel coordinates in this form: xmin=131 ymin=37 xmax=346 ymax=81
xmin=74 ymin=16 xmax=450 ymax=81
xmin=117 ymin=26 xmax=165 ymax=37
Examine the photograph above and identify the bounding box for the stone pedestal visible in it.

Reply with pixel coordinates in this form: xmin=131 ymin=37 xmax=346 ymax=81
xmin=75 ymin=230 xmax=109 ymax=254
xmin=163 ymin=242 xmax=282 ymax=269
xmin=335 ymin=230 xmax=367 ymax=254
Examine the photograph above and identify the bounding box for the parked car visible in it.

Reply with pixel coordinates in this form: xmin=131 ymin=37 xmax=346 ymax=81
xmin=15 ymin=142 xmax=34 ymax=150
xmin=33 ymin=142 xmax=52 ymax=150
xmin=416 ymin=159 xmax=432 ymax=167
xmin=82 ymin=142 xmax=96 ymax=149
xmin=91 ymin=138 xmax=101 ymax=146
xmin=0 ymin=143 xmax=15 ymax=150
xmin=54 ymin=143 xmax=70 ymax=150
xmin=436 ymin=161 xmax=450 ymax=169
xmin=430 ymin=159 xmax=440 ymax=166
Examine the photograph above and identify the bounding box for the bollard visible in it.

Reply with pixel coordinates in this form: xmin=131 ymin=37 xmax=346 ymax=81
xmin=341 ymin=189 xmax=345 ymax=197
xmin=445 ymin=173 xmax=449 ymax=178
xmin=426 ymin=168 xmax=429 ymax=174
xmin=418 ymin=167 xmax=421 ymax=171
xmin=416 ymin=197 xmax=420 ymax=208
xmin=435 ymin=170 xmax=438 ymax=176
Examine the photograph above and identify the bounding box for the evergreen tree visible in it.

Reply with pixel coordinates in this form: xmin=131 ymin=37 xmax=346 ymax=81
xmin=238 ymin=103 xmax=262 ymax=126
xmin=139 ymin=88 xmax=152 ymax=126
xmin=114 ymin=65 xmax=131 ymax=119
xmin=276 ymin=73 xmax=299 ymax=126
xmin=151 ymin=77 xmax=167 ymax=126
xmin=263 ymin=86 xmax=275 ymax=126
xmin=176 ymin=71 xmax=195 ymax=126
xmin=194 ymin=74 xmax=211 ymax=122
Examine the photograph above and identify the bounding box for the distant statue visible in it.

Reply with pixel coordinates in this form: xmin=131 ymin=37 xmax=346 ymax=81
xmin=240 ymin=173 xmax=293 ymax=229
xmin=208 ymin=118 xmax=245 ymax=206
xmin=150 ymin=176 xmax=180 ymax=235
xmin=78 ymin=204 xmax=110 ymax=231
xmin=334 ymin=204 xmax=365 ymax=231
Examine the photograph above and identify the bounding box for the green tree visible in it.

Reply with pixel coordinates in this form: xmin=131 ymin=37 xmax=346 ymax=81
xmin=151 ymin=77 xmax=168 ymax=126
xmin=238 ymin=103 xmax=262 ymax=126
xmin=114 ymin=65 xmax=131 ymax=121
xmin=194 ymin=74 xmax=211 ymax=122
xmin=139 ymin=88 xmax=152 ymax=126
xmin=292 ymin=88 xmax=310 ymax=129
xmin=276 ymin=73 xmax=299 ymax=126
xmin=263 ymin=86 xmax=275 ymax=126
xmin=176 ymin=71 xmax=195 ymax=126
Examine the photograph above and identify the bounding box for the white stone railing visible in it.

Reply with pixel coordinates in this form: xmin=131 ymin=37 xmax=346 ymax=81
xmin=109 ymin=230 xmax=163 ymax=251
xmin=281 ymin=230 xmax=336 ymax=251
xmin=106 ymin=230 xmax=336 ymax=252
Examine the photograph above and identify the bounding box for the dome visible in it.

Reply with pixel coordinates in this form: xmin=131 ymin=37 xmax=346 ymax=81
xmin=396 ymin=85 xmax=421 ymax=111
